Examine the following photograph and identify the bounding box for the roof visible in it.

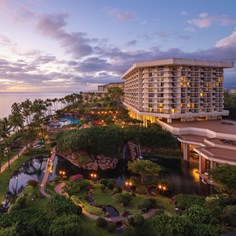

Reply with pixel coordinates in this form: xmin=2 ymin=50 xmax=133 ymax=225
xmin=122 ymin=58 xmax=234 ymax=79
xmin=170 ymin=120 xmax=236 ymax=136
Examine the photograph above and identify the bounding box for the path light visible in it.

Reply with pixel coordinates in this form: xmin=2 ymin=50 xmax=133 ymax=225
xmin=90 ymin=173 xmax=97 ymax=180
xmin=125 ymin=180 xmax=133 ymax=187
xmin=59 ymin=170 xmax=66 ymax=176
xmin=157 ymin=184 xmax=167 ymax=191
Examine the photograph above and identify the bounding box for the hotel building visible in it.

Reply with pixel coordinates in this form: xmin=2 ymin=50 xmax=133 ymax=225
xmin=122 ymin=58 xmax=236 ymax=175
xmin=122 ymin=58 xmax=234 ymax=124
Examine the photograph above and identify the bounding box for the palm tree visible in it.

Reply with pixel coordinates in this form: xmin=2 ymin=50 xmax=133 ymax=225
xmin=9 ymin=111 xmax=24 ymax=132
xmin=0 ymin=117 xmax=12 ymax=169
xmin=21 ymin=99 xmax=33 ymax=125
xmin=0 ymin=147 xmax=3 ymax=172
xmin=45 ymin=98 xmax=53 ymax=116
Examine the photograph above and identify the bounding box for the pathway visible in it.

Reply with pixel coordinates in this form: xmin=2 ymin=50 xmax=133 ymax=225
xmin=0 ymin=145 xmax=27 ymax=174
xmin=40 ymin=147 xmax=56 ymax=198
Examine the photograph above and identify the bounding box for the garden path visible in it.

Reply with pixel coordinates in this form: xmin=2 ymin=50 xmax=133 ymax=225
xmin=0 ymin=145 xmax=27 ymax=174
xmin=40 ymin=147 xmax=56 ymax=198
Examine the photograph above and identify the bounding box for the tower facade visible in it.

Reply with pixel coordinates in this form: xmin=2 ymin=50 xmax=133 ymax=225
xmin=122 ymin=58 xmax=234 ymax=123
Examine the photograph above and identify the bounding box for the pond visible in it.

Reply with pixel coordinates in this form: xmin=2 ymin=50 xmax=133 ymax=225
xmin=103 ymin=205 xmax=119 ymax=217
xmin=8 ymin=155 xmax=214 ymax=197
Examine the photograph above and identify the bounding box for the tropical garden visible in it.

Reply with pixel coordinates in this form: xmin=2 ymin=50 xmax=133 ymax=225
xmin=0 ymin=88 xmax=236 ymax=235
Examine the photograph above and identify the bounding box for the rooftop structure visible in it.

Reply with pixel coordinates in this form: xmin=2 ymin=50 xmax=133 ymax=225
xmin=158 ymin=119 xmax=236 ymax=175
xmin=122 ymin=58 xmax=234 ymax=124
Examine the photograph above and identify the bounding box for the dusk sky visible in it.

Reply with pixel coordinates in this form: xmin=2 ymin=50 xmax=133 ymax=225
xmin=0 ymin=0 xmax=236 ymax=92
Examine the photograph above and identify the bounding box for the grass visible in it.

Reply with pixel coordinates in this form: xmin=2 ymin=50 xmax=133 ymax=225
xmin=0 ymin=154 xmax=33 ymax=201
xmin=1 ymin=151 xmax=18 ymax=166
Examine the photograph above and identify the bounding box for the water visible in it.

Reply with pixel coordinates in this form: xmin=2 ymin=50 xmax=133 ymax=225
xmin=103 ymin=205 xmax=119 ymax=217
xmin=0 ymin=92 xmax=71 ymax=119
xmin=8 ymin=155 xmax=214 ymax=197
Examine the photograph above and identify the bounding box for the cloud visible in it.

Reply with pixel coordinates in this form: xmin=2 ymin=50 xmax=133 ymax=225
xmin=36 ymin=13 xmax=93 ymax=58
xmin=155 ymin=32 xmax=169 ymax=40
xmin=187 ymin=12 xmax=236 ymax=28
xmin=216 ymin=29 xmax=236 ymax=47
xmin=106 ymin=8 xmax=135 ymax=23
xmin=77 ymin=57 xmax=111 ymax=73
xmin=179 ymin=34 xmax=191 ymax=40
xmin=181 ymin=11 xmax=188 ymax=16
xmin=125 ymin=40 xmax=138 ymax=46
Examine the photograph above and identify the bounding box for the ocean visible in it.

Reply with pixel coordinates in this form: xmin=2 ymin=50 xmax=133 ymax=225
xmin=0 ymin=92 xmax=72 ymax=119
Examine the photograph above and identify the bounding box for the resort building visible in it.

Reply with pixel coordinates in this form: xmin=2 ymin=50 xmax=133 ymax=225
xmin=122 ymin=58 xmax=236 ymax=175
xmin=122 ymin=58 xmax=234 ymax=124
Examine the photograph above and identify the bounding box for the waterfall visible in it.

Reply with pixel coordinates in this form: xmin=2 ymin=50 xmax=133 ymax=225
xmin=122 ymin=143 xmax=127 ymax=159
xmin=136 ymin=145 xmax=143 ymax=159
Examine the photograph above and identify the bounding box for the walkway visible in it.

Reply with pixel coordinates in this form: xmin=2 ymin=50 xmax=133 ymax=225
xmin=40 ymin=147 xmax=56 ymax=198
xmin=0 ymin=146 xmax=27 ymax=174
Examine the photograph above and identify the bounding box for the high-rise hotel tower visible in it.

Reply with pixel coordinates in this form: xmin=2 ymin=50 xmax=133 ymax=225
xmin=122 ymin=58 xmax=234 ymax=124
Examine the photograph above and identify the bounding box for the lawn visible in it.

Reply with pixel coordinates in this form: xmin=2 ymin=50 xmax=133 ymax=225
xmin=0 ymin=154 xmax=33 ymax=201
xmin=1 ymin=150 xmax=18 ymax=166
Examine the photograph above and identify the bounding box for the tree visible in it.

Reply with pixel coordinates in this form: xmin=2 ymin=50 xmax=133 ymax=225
xmin=183 ymin=205 xmax=217 ymax=225
xmin=175 ymin=194 xmax=205 ymax=210
xmin=151 ymin=214 xmax=191 ymax=235
xmin=210 ymin=164 xmax=236 ymax=195
xmin=128 ymin=160 xmax=161 ymax=184
xmin=0 ymin=117 xmax=12 ymax=169
xmin=49 ymin=214 xmax=82 ymax=236
xmin=63 ymin=179 xmax=89 ymax=197
xmin=222 ymin=205 xmax=236 ymax=227
xmin=46 ymin=195 xmax=82 ymax=218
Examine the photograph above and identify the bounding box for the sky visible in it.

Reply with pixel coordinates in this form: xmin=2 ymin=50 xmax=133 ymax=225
xmin=0 ymin=0 xmax=236 ymax=92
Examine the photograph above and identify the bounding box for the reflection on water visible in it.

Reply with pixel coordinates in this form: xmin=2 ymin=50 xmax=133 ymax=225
xmin=8 ymin=156 xmax=215 ymax=197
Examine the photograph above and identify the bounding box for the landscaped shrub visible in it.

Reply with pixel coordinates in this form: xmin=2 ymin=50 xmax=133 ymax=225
xmin=138 ymin=199 xmax=152 ymax=211
xmin=15 ymin=196 xmax=26 ymax=208
xmin=107 ymin=181 xmax=115 ymax=190
xmin=106 ymin=222 xmax=116 ymax=233
xmin=128 ymin=214 xmax=145 ymax=226
xmin=49 ymin=214 xmax=82 ymax=236
xmin=46 ymin=195 xmax=82 ymax=218
xmin=183 ymin=205 xmax=218 ymax=225
xmin=77 ymin=179 xmax=90 ymax=191
xmin=122 ymin=192 xmax=132 ymax=201
xmin=114 ymin=192 xmax=132 ymax=206
xmin=151 ymin=214 xmax=191 ymax=235
xmin=100 ymin=184 xmax=106 ymax=191
xmin=113 ymin=188 xmax=119 ymax=194
xmin=191 ymin=224 xmax=225 ymax=236
xmin=117 ymin=186 xmax=122 ymax=193
xmin=135 ymin=185 xmax=147 ymax=194
xmin=147 ymin=198 xmax=157 ymax=208
xmin=175 ymin=194 xmax=205 ymax=210
xmin=96 ymin=217 xmax=107 ymax=228
xmin=8 ymin=203 xmax=21 ymax=213
xmin=222 ymin=205 xmax=236 ymax=227
xmin=27 ymin=179 xmax=38 ymax=187
xmin=100 ymin=179 xmax=108 ymax=186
